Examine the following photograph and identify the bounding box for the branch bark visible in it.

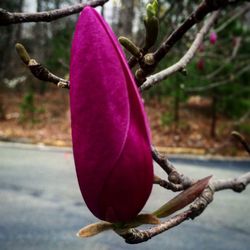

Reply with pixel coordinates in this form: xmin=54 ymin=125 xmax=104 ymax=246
xmin=118 ymin=172 xmax=250 ymax=244
xmin=152 ymin=146 xmax=194 ymax=190
xmin=0 ymin=0 xmax=109 ymax=25
xmin=15 ymin=43 xmax=69 ymax=88
xmin=213 ymin=172 xmax=250 ymax=192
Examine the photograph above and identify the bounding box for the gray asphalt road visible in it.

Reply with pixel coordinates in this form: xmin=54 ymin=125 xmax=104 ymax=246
xmin=0 ymin=142 xmax=249 ymax=250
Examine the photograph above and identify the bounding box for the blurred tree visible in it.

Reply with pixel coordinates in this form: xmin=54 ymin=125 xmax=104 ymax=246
xmin=118 ymin=0 xmax=135 ymax=37
xmin=143 ymin=2 xmax=250 ymax=137
xmin=0 ymin=0 xmax=24 ymax=79
xmin=0 ymin=0 xmax=24 ymax=119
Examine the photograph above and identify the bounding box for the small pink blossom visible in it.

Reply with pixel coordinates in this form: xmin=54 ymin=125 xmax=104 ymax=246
xmin=209 ymin=31 xmax=217 ymax=45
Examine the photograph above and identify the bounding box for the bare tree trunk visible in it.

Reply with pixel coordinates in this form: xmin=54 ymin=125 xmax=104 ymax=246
xmin=117 ymin=0 xmax=135 ymax=37
xmin=35 ymin=0 xmax=48 ymax=94
xmin=16 ymin=0 xmax=24 ymax=40
xmin=174 ymin=83 xmax=180 ymax=127
xmin=0 ymin=0 xmax=24 ymax=79
xmin=111 ymin=3 xmax=119 ymax=35
xmin=211 ymin=94 xmax=217 ymax=138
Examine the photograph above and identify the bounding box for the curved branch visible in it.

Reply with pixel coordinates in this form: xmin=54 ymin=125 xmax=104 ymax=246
xmin=183 ymin=64 xmax=250 ymax=92
xmin=130 ymin=0 xmax=249 ymax=86
xmin=151 ymin=146 xmax=194 ymax=188
xmin=140 ymin=11 xmax=220 ymax=91
xmin=231 ymin=131 xmax=250 ymax=155
xmin=15 ymin=43 xmax=69 ymax=88
xmin=215 ymin=3 xmax=250 ymax=33
xmin=118 ymin=210 xmax=193 ymax=244
xmin=154 ymin=175 xmax=188 ymax=192
xmin=206 ymin=36 xmax=242 ymax=80
xmin=0 ymin=0 xmax=109 ymax=26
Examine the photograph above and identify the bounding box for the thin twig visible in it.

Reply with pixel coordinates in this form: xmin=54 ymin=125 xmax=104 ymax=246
xmin=231 ymin=131 xmax=250 ymax=155
xmin=151 ymin=146 xmax=194 ymax=188
xmin=0 ymin=0 xmax=109 ymax=26
xmin=215 ymin=3 xmax=250 ymax=33
xmin=152 ymin=0 xmax=244 ymax=64
xmin=140 ymin=11 xmax=220 ymax=91
xmin=206 ymin=36 xmax=242 ymax=80
xmin=183 ymin=64 xmax=250 ymax=92
xmin=15 ymin=43 xmax=69 ymax=88
xmin=154 ymin=175 xmax=186 ymax=192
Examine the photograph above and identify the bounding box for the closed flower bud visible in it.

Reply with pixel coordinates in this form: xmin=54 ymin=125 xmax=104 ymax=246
xmin=209 ymin=31 xmax=217 ymax=45
xmin=70 ymin=7 xmax=153 ymax=223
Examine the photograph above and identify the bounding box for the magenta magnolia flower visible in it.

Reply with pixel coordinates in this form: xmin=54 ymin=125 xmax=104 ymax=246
xmin=70 ymin=7 xmax=153 ymax=223
xmin=209 ymin=31 xmax=217 ymax=45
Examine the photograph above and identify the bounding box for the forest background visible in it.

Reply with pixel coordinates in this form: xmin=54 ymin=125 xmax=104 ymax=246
xmin=1 ymin=0 xmax=250 ymax=156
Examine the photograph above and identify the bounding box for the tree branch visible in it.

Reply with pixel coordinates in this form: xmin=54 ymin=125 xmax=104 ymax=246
xmin=206 ymin=36 xmax=242 ymax=80
xmin=152 ymin=146 xmax=194 ymax=189
xmin=215 ymin=3 xmax=250 ymax=33
xmin=213 ymin=172 xmax=250 ymax=192
xmin=130 ymin=0 xmax=249 ymax=86
xmin=231 ymin=131 xmax=250 ymax=155
xmin=117 ymin=172 xmax=250 ymax=244
xmin=140 ymin=11 xmax=220 ymax=91
xmin=183 ymin=64 xmax=250 ymax=92
xmin=0 ymin=0 xmax=109 ymax=26
xmin=154 ymin=175 xmax=188 ymax=192
xmin=117 ymin=210 xmax=193 ymax=244
xmin=15 ymin=43 xmax=69 ymax=88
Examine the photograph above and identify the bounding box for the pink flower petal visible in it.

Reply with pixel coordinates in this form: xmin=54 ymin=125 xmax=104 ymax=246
xmin=209 ymin=31 xmax=217 ymax=45
xmin=70 ymin=7 xmax=153 ymax=222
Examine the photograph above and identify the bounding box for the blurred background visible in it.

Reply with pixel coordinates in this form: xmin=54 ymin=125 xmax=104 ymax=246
xmin=0 ymin=0 xmax=250 ymax=155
